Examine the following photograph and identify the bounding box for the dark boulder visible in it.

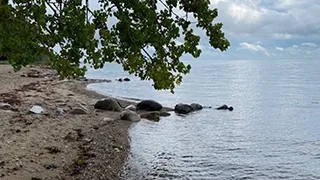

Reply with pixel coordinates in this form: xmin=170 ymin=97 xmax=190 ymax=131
xmin=174 ymin=103 xmax=193 ymax=114
xmin=216 ymin=104 xmax=228 ymax=110
xmin=118 ymin=78 xmax=123 ymax=82
xmin=94 ymin=98 xmax=122 ymax=112
xmin=190 ymin=103 xmax=203 ymax=111
xmin=136 ymin=100 xmax=162 ymax=111
xmin=216 ymin=104 xmax=234 ymax=111
xmin=123 ymin=78 xmax=130 ymax=81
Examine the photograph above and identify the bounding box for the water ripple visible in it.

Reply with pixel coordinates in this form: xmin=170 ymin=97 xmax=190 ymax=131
xmin=90 ymin=60 xmax=320 ymax=180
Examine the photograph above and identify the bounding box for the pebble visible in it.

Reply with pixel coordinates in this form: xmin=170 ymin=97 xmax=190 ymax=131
xmin=0 ymin=103 xmax=11 ymax=110
xmin=70 ymin=104 xmax=88 ymax=115
xmin=30 ymin=105 xmax=44 ymax=114
xmin=55 ymin=108 xmax=64 ymax=116
xmin=103 ymin=117 xmax=114 ymax=122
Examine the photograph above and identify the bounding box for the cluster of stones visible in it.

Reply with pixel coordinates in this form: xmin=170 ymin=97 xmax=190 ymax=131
xmin=94 ymin=98 xmax=167 ymax=122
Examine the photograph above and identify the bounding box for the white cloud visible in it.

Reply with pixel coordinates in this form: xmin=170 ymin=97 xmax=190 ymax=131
xmin=214 ymin=0 xmax=320 ymax=39
xmin=276 ymin=47 xmax=284 ymax=51
xmin=273 ymin=43 xmax=320 ymax=58
xmin=227 ymin=3 xmax=264 ymax=24
xmin=239 ymin=42 xmax=265 ymax=51
xmin=197 ymin=45 xmax=208 ymax=50
xmin=239 ymin=42 xmax=272 ymax=56
xmin=302 ymin=42 xmax=318 ymax=48
xmin=272 ymin=33 xmax=294 ymax=40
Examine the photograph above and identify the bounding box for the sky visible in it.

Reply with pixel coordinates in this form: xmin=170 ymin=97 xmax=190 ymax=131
xmin=199 ymin=0 xmax=320 ymax=60
xmin=89 ymin=0 xmax=320 ymax=60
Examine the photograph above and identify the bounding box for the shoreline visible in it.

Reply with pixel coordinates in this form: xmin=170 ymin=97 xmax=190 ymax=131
xmin=0 ymin=65 xmax=139 ymax=179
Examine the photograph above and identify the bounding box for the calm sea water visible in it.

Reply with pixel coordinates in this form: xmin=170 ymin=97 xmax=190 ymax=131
xmin=86 ymin=59 xmax=320 ymax=180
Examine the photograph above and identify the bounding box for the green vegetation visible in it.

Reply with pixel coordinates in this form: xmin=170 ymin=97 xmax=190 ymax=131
xmin=0 ymin=0 xmax=229 ymax=92
xmin=0 ymin=61 xmax=9 ymax=64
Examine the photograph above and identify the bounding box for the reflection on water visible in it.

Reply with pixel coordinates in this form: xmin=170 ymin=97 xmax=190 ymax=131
xmin=87 ymin=59 xmax=320 ymax=180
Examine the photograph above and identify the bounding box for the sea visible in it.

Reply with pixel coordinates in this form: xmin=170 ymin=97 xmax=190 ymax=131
xmin=86 ymin=59 xmax=320 ymax=180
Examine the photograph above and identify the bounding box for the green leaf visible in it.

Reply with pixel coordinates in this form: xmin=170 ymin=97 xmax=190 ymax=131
xmin=0 ymin=0 xmax=230 ymax=93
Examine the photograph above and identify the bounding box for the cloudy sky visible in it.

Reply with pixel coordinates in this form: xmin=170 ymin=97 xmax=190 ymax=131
xmin=197 ymin=0 xmax=320 ymax=60
xmin=89 ymin=0 xmax=320 ymax=60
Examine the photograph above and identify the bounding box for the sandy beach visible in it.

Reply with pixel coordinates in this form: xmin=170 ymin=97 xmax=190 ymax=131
xmin=0 ymin=65 xmax=135 ymax=180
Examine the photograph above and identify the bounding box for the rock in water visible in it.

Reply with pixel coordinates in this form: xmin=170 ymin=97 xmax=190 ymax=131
xmin=121 ymin=110 xmax=141 ymax=122
xmin=216 ymin=105 xmax=228 ymax=110
xmin=125 ymin=104 xmax=136 ymax=111
xmin=203 ymin=106 xmax=212 ymax=109
xmin=30 ymin=105 xmax=43 ymax=114
xmin=123 ymin=78 xmax=131 ymax=81
xmin=216 ymin=105 xmax=234 ymax=111
xmin=159 ymin=111 xmax=171 ymax=117
xmin=174 ymin=103 xmax=193 ymax=114
xmin=94 ymin=98 xmax=122 ymax=112
xmin=136 ymin=100 xmax=162 ymax=111
xmin=190 ymin=103 xmax=203 ymax=111
xmin=140 ymin=111 xmax=160 ymax=122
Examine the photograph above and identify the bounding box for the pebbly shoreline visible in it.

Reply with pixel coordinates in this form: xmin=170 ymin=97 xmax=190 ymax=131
xmin=0 ymin=65 xmax=156 ymax=180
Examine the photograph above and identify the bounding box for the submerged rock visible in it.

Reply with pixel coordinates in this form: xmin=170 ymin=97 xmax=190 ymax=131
xmin=140 ymin=111 xmax=160 ymax=122
xmin=30 ymin=105 xmax=43 ymax=114
xmin=190 ymin=103 xmax=203 ymax=111
xmin=216 ymin=105 xmax=233 ymax=111
xmin=121 ymin=110 xmax=141 ymax=122
xmin=136 ymin=100 xmax=162 ymax=111
xmin=174 ymin=103 xmax=193 ymax=114
xmin=94 ymin=98 xmax=122 ymax=112
xmin=203 ymin=106 xmax=212 ymax=109
xmin=159 ymin=111 xmax=171 ymax=117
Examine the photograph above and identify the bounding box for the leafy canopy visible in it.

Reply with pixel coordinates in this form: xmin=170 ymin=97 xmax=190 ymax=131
xmin=0 ymin=0 xmax=229 ymax=92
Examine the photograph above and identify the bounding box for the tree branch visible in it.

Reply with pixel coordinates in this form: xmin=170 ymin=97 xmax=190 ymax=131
xmin=158 ymin=0 xmax=196 ymax=24
xmin=43 ymin=0 xmax=57 ymax=15
xmin=142 ymin=48 xmax=153 ymax=61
